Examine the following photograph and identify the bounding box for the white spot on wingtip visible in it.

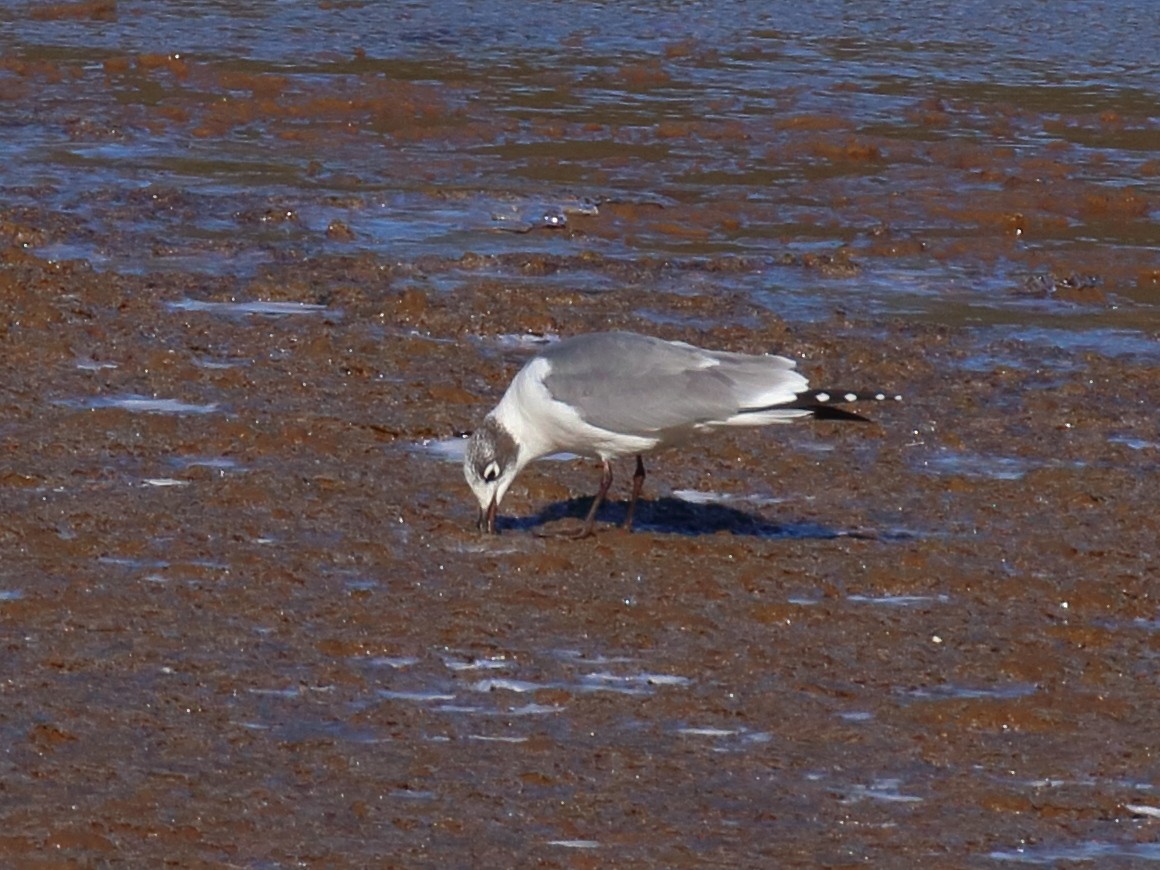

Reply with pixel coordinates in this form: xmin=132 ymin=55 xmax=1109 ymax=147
xmin=844 ymin=392 xmax=857 ymax=402
xmin=815 ymin=391 xmax=830 ymax=403
xmin=875 ymin=393 xmax=885 ymax=401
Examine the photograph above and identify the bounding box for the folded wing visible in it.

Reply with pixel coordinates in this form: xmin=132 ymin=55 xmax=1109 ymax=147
xmin=540 ymin=332 xmax=810 ymax=437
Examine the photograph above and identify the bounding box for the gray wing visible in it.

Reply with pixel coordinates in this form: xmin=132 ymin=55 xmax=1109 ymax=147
xmin=539 ymin=332 xmax=808 ymax=436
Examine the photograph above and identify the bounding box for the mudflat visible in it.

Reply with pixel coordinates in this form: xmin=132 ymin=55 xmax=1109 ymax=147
xmin=3 ymin=2 xmax=1160 ymax=865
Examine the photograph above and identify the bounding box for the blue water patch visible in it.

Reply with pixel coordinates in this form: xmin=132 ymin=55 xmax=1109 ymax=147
xmin=990 ymin=841 xmax=1160 ymax=864
xmin=58 ymin=395 xmax=220 ymax=415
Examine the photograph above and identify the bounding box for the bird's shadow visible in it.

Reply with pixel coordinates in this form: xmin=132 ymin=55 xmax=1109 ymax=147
xmin=499 ymin=496 xmax=902 ymax=540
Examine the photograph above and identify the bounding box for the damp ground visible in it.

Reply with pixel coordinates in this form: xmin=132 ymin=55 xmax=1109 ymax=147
xmin=2 ymin=2 xmax=1160 ymax=866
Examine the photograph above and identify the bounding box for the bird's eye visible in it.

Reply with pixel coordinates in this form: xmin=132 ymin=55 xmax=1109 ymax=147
xmin=482 ymin=461 xmax=500 ymax=482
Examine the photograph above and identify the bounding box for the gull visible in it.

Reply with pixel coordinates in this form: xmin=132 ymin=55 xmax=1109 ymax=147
xmin=464 ymin=331 xmax=899 ymax=537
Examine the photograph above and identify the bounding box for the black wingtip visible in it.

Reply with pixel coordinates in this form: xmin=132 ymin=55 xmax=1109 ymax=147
xmin=742 ymin=388 xmax=900 ymax=422
xmin=806 ymin=405 xmax=874 ymax=422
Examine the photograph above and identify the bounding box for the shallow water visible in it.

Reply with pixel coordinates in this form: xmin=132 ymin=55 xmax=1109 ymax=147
xmin=4 ymin=1 xmax=1158 ymax=325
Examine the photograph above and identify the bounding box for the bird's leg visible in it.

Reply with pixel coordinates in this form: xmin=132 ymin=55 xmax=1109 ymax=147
xmin=543 ymin=459 xmax=613 ymax=540
xmin=574 ymin=458 xmax=614 ymax=538
xmin=623 ymin=454 xmax=646 ymax=531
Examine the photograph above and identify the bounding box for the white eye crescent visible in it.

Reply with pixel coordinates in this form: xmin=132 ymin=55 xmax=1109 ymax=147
xmin=482 ymin=461 xmax=500 ymax=483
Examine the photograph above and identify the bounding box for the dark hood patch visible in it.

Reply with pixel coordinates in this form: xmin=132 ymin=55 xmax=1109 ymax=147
xmin=467 ymin=416 xmax=518 ymax=477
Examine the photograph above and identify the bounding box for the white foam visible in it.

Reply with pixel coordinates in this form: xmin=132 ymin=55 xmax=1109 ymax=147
xmin=68 ymin=395 xmax=220 ymax=415
xmin=677 ymin=726 xmax=737 ymax=737
xmin=416 ymin=437 xmax=469 ymax=462
xmin=847 ymin=593 xmax=950 ymax=606
xmin=471 ymin=678 xmax=544 ymax=693
xmin=672 ymin=489 xmax=785 ymax=506
xmin=466 ymin=734 xmax=527 ymax=743
xmin=1126 ymin=804 xmax=1160 ymax=818
xmin=378 ymin=689 xmax=457 ymax=702
xmin=364 ymin=656 xmax=419 ymax=669
xmin=167 ymin=298 xmax=335 ymax=316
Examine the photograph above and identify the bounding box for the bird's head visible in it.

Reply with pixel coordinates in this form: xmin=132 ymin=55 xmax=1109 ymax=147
xmin=463 ymin=416 xmax=522 ymax=533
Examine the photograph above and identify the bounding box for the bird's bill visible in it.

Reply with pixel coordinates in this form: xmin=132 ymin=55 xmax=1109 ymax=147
xmin=477 ymin=497 xmax=499 ymax=534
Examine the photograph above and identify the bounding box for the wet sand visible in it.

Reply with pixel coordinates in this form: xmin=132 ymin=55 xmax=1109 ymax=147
xmin=3 ymin=241 xmax=1160 ymax=865
xmin=4 ymin=2 xmax=1160 ymax=866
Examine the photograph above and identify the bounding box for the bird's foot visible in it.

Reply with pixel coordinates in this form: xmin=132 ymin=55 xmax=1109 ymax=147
xmin=535 ymin=520 xmax=598 ymax=540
